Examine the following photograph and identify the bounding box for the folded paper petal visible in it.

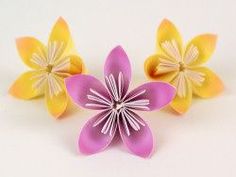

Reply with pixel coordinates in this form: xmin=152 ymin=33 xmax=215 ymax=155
xmin=126 ymin=82 xmax=176 ymax=111
xmin=170 ymin=78 xmax=192 ymax=114
xmin=45 ymin=81 xmax=68 ymax=118
xmin=49 ymin=17 xmax=73 ymax=55
xmin=79 ymin=110 xmax=116 ymax=154
xmin=104 ymin=46 xmax=131 ymax=96
xmin=53 ymin=55 xmax=85 ymax=75
xmin=65 ymin=74 xmax=111 ymax=110
xmin=16 ymin=37 xmax=46 ymax=69
xmin=157 ymin=19 xmax=183 ymax=57
xmin=118 ymin=111 xmax=153 ymax=158
xmin=185 ymin=34 xmax=217 ymax=66
xmin=9 ymin=71 xmax=45 ymax=99
xmin=144 ymin=54 xmax=179 ymax=82
xmin=191 ymin=67 xmax=223 ymax=98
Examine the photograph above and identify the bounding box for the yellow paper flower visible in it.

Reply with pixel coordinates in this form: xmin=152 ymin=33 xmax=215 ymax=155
xmin=9 ymin=17 xmax=85 ymax=118
xmin=144 ymin=19 xmax=223 ymax=114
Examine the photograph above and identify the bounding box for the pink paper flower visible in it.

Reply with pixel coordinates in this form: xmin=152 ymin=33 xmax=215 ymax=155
xmin=65 ymin=46 xmax=176 ymax=158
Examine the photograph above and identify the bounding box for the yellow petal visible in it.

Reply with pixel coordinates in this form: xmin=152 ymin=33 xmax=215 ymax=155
xmin=185 ymin=34 xmax=217 ymax=66
xmin=170 ymin=77 xmax=192 ymax=114
xmin=49 ymin=17 xmax=74 ymax=54
xmin=16 ymin=37 xmax=46 ymax=69
xmin=157 ymin=19 xmax=183 ymax=58
xmin=144 ymin=54 xmax=178 ymax=82
xmin=190 ymin=67 xmax=223 ymax=98
xmin=53 ymin=55 xmax=85 ymax=75
xmin=45 ymin=82 xmax=68 ymax=118
xmin=9 ymin=71 xmax=45 ymax=99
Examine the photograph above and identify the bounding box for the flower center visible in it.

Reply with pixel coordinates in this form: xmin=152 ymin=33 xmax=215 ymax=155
xmin=113 ymin=101 xmax=124 ymax=110
xmin=178 ymin=62 xmax=186 ymax=71
xmin=46 ymin=64 xmax=53 ymax=73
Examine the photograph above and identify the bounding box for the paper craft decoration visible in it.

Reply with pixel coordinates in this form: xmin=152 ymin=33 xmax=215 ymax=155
xmin=9 ymin=17 xmax=85 ymax=117
xmin=144 ymin=19 xmax=223 ymax=114
xmin=65 ymin=46 xmax=176 ymax=157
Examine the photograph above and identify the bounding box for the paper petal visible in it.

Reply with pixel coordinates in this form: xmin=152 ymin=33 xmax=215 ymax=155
xmin=118 ymin=111 xmax=153 ymax=158
xmin=49 ymin=17 xmax=73 ymax=55
xmin=65 ymin=74 xmax=111 ymax=110
xmin=125 ymin=82 xmax=176 ymax=111
xmin=9 ymin=71 xmax=45 ymax=99
xmin=45 ymin=80 xmax=68 ymax=118
xmin=157 ymin=19 xmax=183 ymax=57
xmin=16 ymin=37 xmax=46 ymax=69
xmin=144 ymin=54 xmax=178 ymax=81
xmin=185 ymin=34 xmax=217 ymax=66
xmin=170 ymin=79 xmax=192 ymax=114
xmin=191 ymin=67 xmax=223 ymax=98
xmin=79 ymin=111 xmax=116 ymax=154
xmin=53 ymin=55 xmax=85 ymax=75
xmin=104 ymin=46 xmax=131 ymax=96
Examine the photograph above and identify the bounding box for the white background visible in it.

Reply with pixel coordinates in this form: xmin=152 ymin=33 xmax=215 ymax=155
xmin=0 ymin=0 xmax=236 ymax=177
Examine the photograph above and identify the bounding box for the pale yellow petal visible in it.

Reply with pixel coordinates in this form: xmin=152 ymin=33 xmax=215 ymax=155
xmin=190 ymin=67 xmax=223 ymax=98
xmin=45 ymin=81 xmax=68 ymax=118
xmin=157 ymin=19 xmax=183 ymax=60
xmin=144 ymin=54 xmax=178 ymax=82
xmin=9 ymin=71 xmax=46 ymax=99
xmin=170 ymin=76 xmax=192 ymax=114
xmin=184 ymin=34 xmax=217 ymax=66
xmin=16 ymin=37 xmax=46 ymax=69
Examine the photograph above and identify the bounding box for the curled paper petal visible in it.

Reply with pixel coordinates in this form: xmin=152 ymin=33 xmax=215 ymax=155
xmin=79 ymin=110 xmax=116 ymax=154
xmin=65 ymin=74 xmax=111 ymax=110
xmin=191 ymin=67 xmax=224 ymax=98
xmin=118 ymin=111 xmax=153 ymax=158
xmin=16 ymin=37 xmax=46 ymax=69
xmin=170 ymin=78 xmax=192 ymax=114
xmin=126 ymin=82 xmax=176 ymax=111
xmin=104 ymin=46 xmax=131 ymax=96
xmin=45 ymin=82 xmax=68 ymax=118
xmin=144 ymin=54 xmax=178 ymax=81
xmin=9 ymin=71 xmax=45 ymax=99
xmin=157 ymin=19 xmax=183 ymax=57
xmin=185 ymin=34 xmax=217 ymax=66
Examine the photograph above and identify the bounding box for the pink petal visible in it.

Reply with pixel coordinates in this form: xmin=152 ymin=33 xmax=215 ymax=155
xmin=125 ymin=82 xmax=176 ymax=111
xmin=65 ymin=74 xmax=111 ymax=110
xmin=79 ymin=110 xmax=117 ymax=154
xmin=104 ymin=46 xmax=131 ymax=96
xmin=118 ymin=111 xmax=153 ymax=158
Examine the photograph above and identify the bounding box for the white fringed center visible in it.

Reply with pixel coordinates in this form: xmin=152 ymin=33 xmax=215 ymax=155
xmin=30 ymin=41 xmax=71 ymax=98
xmin=158 ymin=40 xmax=205 ymax=98
xmin=85 ymin=72 xmax=149 ymax=136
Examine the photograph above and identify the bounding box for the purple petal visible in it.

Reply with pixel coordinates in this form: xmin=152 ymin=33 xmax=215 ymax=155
xmin=118 ymin=111 xmax=153 ymax=158
xmin=104 ymin=46 xmax=131 ymax=97
xmin=65 ymin=74 xmax=111 ymax=110
xmin=79 ymin=110 xmax=117 ymax=154
xmin=125 ymin=82 xmax=176 ymax=111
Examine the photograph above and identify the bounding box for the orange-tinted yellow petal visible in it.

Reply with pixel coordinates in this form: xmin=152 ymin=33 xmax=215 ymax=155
xmin=170 ymin=77 xmax=192 ymax=114
xmin=49 ymin=17 xmax=74 ymax=54
xmin=190 ymin=67 xmax=223 ymax=98
xmin=54 ymin=55 xmax=85 ymax=75
xmin=185 ymin=34 xmax=217 ymax=66
xmin=144 ymin=54 xmax=178 ymax=82
xmin=45 ymin=82 xmax=68 ymax=118
xmin=16 ymin=37 xmax=46 ymax=69
xmin=9 ymin=71 xmax=45 ymax=99
xmin=157 ymin=19 xmax=183 ymax=57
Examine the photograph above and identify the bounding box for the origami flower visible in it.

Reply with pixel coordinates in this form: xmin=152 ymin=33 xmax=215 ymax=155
xmin=65 ymin=46 xmax=175 ymax=157
xmin=9 ymin=17 xmax=85 ymax=117
xmin=144 ymin=19 xmax=223 ymax=114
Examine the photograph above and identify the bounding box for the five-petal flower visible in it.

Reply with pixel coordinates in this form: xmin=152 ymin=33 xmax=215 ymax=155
xmin=9 ymin=17 xmax=85 ymax=117
xmin=144 ymin=19 xmax=224 ymax=114
xmin=65 ymin=46 xmax=176 ymax=157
